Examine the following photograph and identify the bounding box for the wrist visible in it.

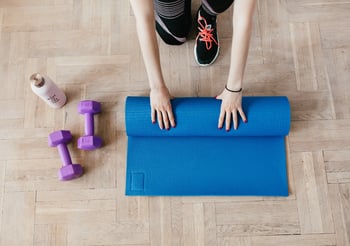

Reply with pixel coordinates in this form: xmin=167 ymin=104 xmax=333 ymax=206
xmin=226 ymin=80 xmax=243 ymax=91
xmin=147 ymin=71 xmax=166 ymax=90
xmin=150 ymin=80 xmax=167 ymax=91
xmin=225 ymin=85 xmax=242 ymax=93
xmin=150 ymin=85 xmax=167 ymax=92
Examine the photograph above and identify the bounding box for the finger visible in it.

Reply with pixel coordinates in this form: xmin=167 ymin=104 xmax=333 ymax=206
xmin=218 ymin=109 xmax=225 ymax=129
xmin=238 ymin=107 xmax=247 ymax=123
xmin=225 ymin=111 xmax=231 ymax=131
xmin=216 ymin=94 xmax=223 ymax=100
xmin=157 ymin=110 xmax=164 ymax=129
xmin=151 ymin=107 xmax=156 ymax=124
xmin=232 ymin=110 xmax=238 ymax=130
xmin=167 ymin=109 xmax=176 ymax=128
xmin=161 ymin=110 xmax=170 ymax=130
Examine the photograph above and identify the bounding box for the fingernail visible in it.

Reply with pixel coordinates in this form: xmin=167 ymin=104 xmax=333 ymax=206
xmin=152 ymin=121 xmax=156 ymax=124
xmin=226 ymin=129 xmax=230 ymax=132
xmin=214 ymin=95 xmax=217 ymax=99
xmin=244 ymin=119 xmax=247 ymax=123
xmin=166 ymin=128 xmax=170 ymax=131
xmin=218 ymin=126 xmax=222 ymax=129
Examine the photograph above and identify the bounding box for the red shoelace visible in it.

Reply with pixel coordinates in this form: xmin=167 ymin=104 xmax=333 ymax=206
xmin=196 ymin=13 xmax=218 ymax=51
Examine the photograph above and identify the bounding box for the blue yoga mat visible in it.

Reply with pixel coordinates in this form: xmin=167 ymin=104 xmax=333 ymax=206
xmin=125 ymin=96 xmax=290 ymax=196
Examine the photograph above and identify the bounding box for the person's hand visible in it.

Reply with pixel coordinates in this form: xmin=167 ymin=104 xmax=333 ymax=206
xmin=216 ymin=88 xmax=247 ymax=131
xmin=150 ymin=86 xmax=176 ymax=130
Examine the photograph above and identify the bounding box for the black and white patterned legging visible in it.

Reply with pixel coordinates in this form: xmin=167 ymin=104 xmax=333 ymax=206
xmin=154 ymin=0 xmax=234 ymax=44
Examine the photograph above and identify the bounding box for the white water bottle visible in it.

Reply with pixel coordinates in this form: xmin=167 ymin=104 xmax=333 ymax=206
xmin=30 ymin=73 xmax=67 ymax=108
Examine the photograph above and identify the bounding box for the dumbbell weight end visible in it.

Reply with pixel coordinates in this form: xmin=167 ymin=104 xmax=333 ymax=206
xmin=59 ymin=164 xmax=83 ymax=181
xmin=78 ymin=135 xmax=102 ymax=150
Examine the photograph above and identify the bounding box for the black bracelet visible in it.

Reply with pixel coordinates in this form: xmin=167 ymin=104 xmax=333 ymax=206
xmin=225 ymin=85 xmax=242 ymax=93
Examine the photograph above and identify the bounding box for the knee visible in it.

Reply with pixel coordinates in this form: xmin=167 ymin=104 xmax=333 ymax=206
xmin=155 ymin=22 xmax=187 ymax=45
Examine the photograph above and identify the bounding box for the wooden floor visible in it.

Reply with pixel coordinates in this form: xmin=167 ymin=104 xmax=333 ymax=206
xmin=0 ymin=0 xmax=350 ymax=245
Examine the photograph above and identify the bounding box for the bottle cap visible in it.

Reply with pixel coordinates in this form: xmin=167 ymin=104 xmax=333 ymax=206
xmin=30 ymin=73 xmax=45 ymax=87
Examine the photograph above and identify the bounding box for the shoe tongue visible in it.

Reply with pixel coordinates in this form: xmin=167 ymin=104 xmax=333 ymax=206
xmin=199 ymin=9 xmax=215 ymax=26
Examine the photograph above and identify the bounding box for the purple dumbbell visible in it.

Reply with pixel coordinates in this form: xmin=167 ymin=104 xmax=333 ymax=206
xmin=78 ymin=100 xmax=102 ymax=150
xmin=48 ymin=130 xmax=83 ymax=181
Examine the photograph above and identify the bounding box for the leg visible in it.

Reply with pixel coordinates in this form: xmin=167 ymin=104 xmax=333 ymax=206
xmin=154 ymin=0 xmax=192 ymax=45
xmin=201 ymin=0 xmax=234 ymax=15
xmin=194 ymin=0 xmax=234 ymax=65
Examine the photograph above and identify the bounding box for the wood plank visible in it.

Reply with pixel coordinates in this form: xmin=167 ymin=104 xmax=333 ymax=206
xmin=67 ymin=222 xmax=149 ymax=245
xmin=34 ymin=224 xmax=68 ymax=246
xmin=289 ymin=119 xmax=350 ymax=152
xmin=287 ymin=1 xmax=350 ymax=22
xmin=218 ymin=234 xmax=336 ymax=246
xmin=291 ymin=151 xmax=334 ymax=233
xmin=0 ymin=0 xmax=72 ymax=8
xmin=289 ymin=22 xmax=328 ymax=91
xmin=328 ymin=184 xmax=350 ymax=245
xmin=2 ymin=5 xmax=73 ymax=32
xmin=0 ymin=8 xmax=3 ymax=41
xmin=0 ymin=100 xmax=24 ymax=120
xmin=324 ymin=48 xmax=350 ymax=119
xmin=321 ymin=18 xmax=350 ymax=49
xmin=324 ymin=150 xmax=350 ymax=184
xmin=0 ymin=161 xmax=5 ymax=237
xmin=149 ymin=197 xmax=172 ymax=245
xmin=35 ymin=199 xmax=116 ymax=224
xmin=257 ymin=0 xmax=292 ymax=64
xmin=0 ymin=191 xmax=35 ymax=246
xmin=182 ymin=203 xmax=196 ymax=246
xmin=216 ymin=200 xmax=300 ymax=236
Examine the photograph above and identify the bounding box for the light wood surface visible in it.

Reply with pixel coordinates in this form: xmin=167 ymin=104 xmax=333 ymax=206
xmin=0 ymin=0 xmax=349 ymax=245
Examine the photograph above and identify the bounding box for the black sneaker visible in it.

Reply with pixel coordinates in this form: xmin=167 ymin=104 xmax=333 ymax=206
xmin=194 ymin=6 xmax=219 ymax=66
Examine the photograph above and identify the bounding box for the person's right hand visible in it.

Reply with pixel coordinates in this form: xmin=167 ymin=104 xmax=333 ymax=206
xmin=150 ymin=86 xmax=176 ymax=130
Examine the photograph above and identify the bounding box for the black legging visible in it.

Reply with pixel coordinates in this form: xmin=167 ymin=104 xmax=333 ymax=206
xmin=154 ymin=0 xmax=234 ymax=45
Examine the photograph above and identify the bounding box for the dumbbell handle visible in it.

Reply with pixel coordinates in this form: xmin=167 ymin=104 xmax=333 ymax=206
xmin=57 ymin=143 xmax=73 ymax=166
xmin=84 ymin=113 xmax=94 ymax=136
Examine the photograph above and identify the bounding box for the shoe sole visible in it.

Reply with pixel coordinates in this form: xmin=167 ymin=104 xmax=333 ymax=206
xmin=194 ymin=42 xmax=220 ymax=67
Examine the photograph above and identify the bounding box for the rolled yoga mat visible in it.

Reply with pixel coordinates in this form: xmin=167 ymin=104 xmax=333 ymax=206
xmin=125 ymin=96 xmax=290 ymax=196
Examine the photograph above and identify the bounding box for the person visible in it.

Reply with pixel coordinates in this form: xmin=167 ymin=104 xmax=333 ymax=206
xmin=129 ymin=0 xmax=256 ymax=131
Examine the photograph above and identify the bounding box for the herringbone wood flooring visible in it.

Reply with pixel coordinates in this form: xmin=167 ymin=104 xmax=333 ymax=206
xmin=0 ymin=0 xmax=349 ymax=245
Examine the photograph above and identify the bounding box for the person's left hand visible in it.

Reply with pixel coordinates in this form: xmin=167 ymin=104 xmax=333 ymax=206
xmin=216 ymin=89 xmax=247 ymax=131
